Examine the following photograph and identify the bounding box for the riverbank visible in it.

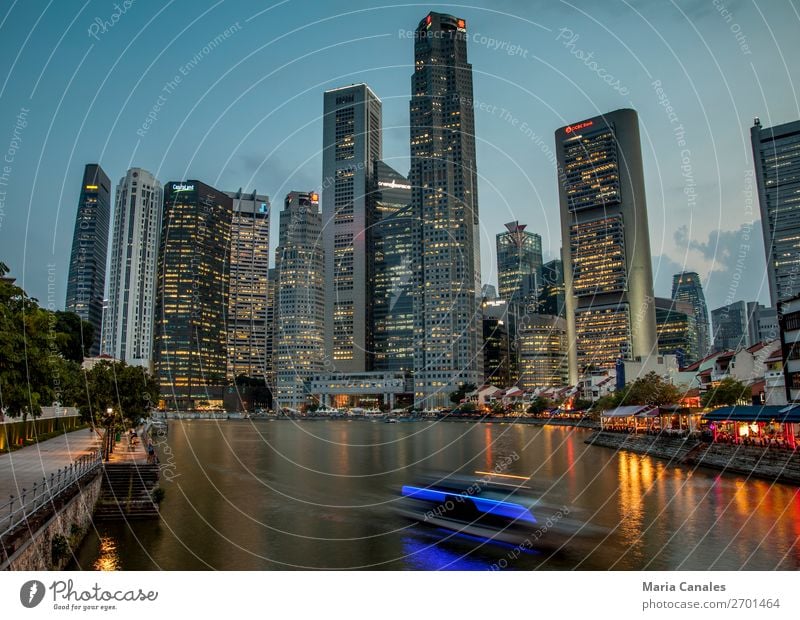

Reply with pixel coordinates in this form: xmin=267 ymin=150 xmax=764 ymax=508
xmin=586 ymin=431 xmax=800 ymax=485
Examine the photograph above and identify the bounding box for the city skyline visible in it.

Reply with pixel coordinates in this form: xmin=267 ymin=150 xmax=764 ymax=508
xmin=2 ymin=1 xmax=798 ymax=314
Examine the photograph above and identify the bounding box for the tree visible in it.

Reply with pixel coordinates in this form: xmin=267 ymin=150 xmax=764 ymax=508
xmin=449 ymin=382 xmax=477 ymax=405
xmin=701 ymin=377 xmax=749 ymax=408
xmin=527 ymin=396 xmax=553 ymax=414
xmin=593 ymin=372 xmax=682 ymax=413
xmin=52 ymin=311 xmax=94 ymax=362
xmin=76 ymin=360 xmax=158 ymax=426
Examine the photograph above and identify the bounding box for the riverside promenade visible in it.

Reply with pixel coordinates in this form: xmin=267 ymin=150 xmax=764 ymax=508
xmin=0 ymin=429 xmax=101 ymax=501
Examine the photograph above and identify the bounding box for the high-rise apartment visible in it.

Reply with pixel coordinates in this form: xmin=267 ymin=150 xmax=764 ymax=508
xmin=226 ymin=190 xmax=271 ymax=381
xmin=751 ymin=118 xmax=800 ymax=307
xmin=556 ymin=109 xmax=657 ymax=383
xmin=103 ymin=168 xmax=163 ymax=369
xmin=274 ymin=191 xmax=325 ymax=410
xmin=322 ymin=84 xmax=382 ymax=373
xmin=66 ymin=163 xmax=111 ymax=356
xmin=410 ymin=12 xmax=482 ymax=407
xmin=154 ymin=181 xmax=232 ymax=410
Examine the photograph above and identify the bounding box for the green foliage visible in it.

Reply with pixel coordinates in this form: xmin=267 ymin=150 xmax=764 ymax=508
xmin=151 ymin=487 xmax=166 ymax=504
xmin=595 ymin=372 xmax=682 ymax=412
xmin=77 ymin=361 xmax=158 ymax=426
xmin=527 ymin=396 xmax=553 ymax=414
xmin=52 ymin=310 xmax=94 ymax=362
xmin=449 ymin=382 xmax=477 ymax=405
xmin=457 ymin=402 xmax=477 ymax=413
xmin=701 ymin=377 xmax=749 ymax=408
xmin=51 ymin=534 xmax=70 ymax=563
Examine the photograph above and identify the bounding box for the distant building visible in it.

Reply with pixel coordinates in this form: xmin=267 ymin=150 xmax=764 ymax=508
xmin=496 ymin=221 xmax=542 ymax=312
xmin=371 ymin=161 xmax=414 ymax=374
xmin=226 ymin=190 xmax=271 ymax=381
xmin=655 ymin=297 xmax=700 ymax=365
xmin=751 ymin=117 xmax=800 ymax=307
xmin=66 ymin=164 xmax=111 ymax=356
xmin=518 ymin=315 xmax=568 ymax=391
xmin=711 ymin=301 xmax=773 ymax=352
xmin=753 ymin=305 xmax=779 ymax=343
xmin=322 ymin=83 xmax=382 ymax=373
xmin=103 ymin=167 xmax=163 ymax=370
xmin=481 ymin=284 xmax=498 ymax=300
xmin=671 ymin=271 xmax=710 ymax=358
xmin=264 ymin=267 xmax=277 ymax=397
xmin=556 ymin=109 xmax=657 ymax=382
xmin=154 ymin=181 xmax=232 ymax=410
xmin=538 ymin=258 xmax=565 ymax=318
xmin=274 ymin=191 xmax=325 ymax=410
xmin=482 ymin=317 xmax=511 ymax=388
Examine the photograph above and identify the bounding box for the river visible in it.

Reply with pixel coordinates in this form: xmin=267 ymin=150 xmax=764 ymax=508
xmin=70 ymin=420 xmax=800 ymax=570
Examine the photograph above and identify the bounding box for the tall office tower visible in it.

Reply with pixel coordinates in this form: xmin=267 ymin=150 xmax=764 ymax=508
xmin=154 ymin=181 xmax=232 ymax=410
xmin=496 ymin=221 xmax=543 ymax=311
xmin=322 ymin=84 xmax=382 ymax=373
xmin=671 ymin=271 xmax=710 ymax=358
xmin=481 ymin=284 xmax=498 ymax=299
xmin=711 ymin=301 xmax=752 ymax=351
xmin=264 ymin=267 xmax=277 ymax=394
xmin=556 ymin=109 xmax=657 ymax=384
xmin=751 ymin=117 xmax=800 ymax=307
xmin=518 ymin=315 xmax=568 ymax=391
xmin=745 ymin=301 xmax=776 ymax=344
xmin=226 ymin=190 xmax=271 ymax=381
xmin=538 ymin=258 xmax=565 ymax=317
xmin=410 ymin=12 xmax=482 ymax=407
xmin=482 ymin=316 xmax=511 ymax=388
xmin=274 ymin=191 xmax=325 ymax=410
xmin=65 ymin=164 xmax=111 ymax=356
xmin=655 ymin=297 xmax=700 ymax=365
xmin=103 ymin=168 xmax=163 ymax=369
xmin=372 ymin=161 xmax=415 ymax=373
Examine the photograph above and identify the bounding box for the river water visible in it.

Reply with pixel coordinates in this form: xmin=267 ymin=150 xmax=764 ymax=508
xmin=70 ymin=420 xmax=800 ymax=570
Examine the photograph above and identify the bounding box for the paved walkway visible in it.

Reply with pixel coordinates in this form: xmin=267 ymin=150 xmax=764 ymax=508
xmin=0 ymin=429 xmax=101 ymax=501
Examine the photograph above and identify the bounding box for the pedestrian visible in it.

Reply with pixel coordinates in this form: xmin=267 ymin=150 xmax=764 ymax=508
xmin=146 ymin=441 xmax=155 ymax=464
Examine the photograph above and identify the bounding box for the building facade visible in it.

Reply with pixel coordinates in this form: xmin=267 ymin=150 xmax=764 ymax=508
xmin=496 ymin=221 xmax=542 ymax=311
xmin=154 ymin=181 xmax=232 ymax=410
xmin=65 ymin=163 xmax=111 ymax=356
xmin=711 ymin=301 xmax=751 ymax=352
xmin=322 ymin=84 xmax=382 ymax=373
xmin=371 ymin=161 xmax=415 ymax=374
xmin=751 ymin=118 xmax=800 ymax=307
xmin=555 ymin=109 xmax=657 ymax=383
xmin=482 ymin=317 xmax=511 ymax=388
xmin=518 ymin=314 xmax=568 ymax=391
xmin=102 ymin=168 xmax=163 ymax=369
xmin=410 ymin=12 xmax=482 ymax=407
xmin=274 ymin=191 xmax=325 ymax=410
xmin=226 ymin=190 xmax=271 ymax=381
xmin=778 ymin=294 xmax=800 ymax=402
xmin=655 ymin=297 xmax=700 ymax=366
xmin=538 ymin=258 xmax=565 ymax=318
xmin=671 ymin=271 xmax=710 ymax=358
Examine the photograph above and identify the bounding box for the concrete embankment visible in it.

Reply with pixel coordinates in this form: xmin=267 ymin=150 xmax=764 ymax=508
xmin=586 ymin=431 xmax=800 ymax=485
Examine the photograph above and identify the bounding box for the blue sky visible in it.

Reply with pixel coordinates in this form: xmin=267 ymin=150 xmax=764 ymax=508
xmin=0 ymin=0 xmax=798 ymax=311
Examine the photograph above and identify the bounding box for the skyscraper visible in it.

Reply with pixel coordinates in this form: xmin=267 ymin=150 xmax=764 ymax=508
xmin=711 ymin=300 xmax=751 ymax=351
xmin=671 ymin=271 xmax=710 ymax=358
xmin=496 ymin=221 xmax=542 ymax=311
xmin=226 ymin=190 xmax=271 ymax=381
xmin=154 ymin=181 xmax=232 ymax=410
xmin=751 ymin=117 xmax=800 ymax=307
xmin=274 ymin=191 xmax=325 ymax=410
xmin=538 ymin=258 xmax=565 ymax=318
xmin=518 ymin=314 xmax=568 ymax=391
xmin=103 ymin=168 xmax=163 ymax=369
xmin=655 ymin=297 xmax=700 ymax=365
xmin=322 ymin=84 xmax=382 ymax=373
xmin=556 ymin=109 xmax=657 ymax=383
xmin=65 ymin=163 xmax=111 ymax=356
xmin=371 ymin=161 xmax=414 ymax=374
xmin=410 ymin=12 xmax=482 ymax=407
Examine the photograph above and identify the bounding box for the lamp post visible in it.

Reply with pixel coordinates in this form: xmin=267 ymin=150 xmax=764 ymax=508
xmin=104 ymin=407 xmax=113 ymax=462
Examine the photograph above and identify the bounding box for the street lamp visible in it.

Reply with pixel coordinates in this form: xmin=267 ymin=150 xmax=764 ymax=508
xmin=104 ymin=407 xmax=114 ymax=461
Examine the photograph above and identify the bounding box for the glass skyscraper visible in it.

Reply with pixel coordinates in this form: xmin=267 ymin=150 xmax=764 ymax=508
xmin=751 ymin=117 xmax=800 ymax=307
xmin=103 ymin=167 xmax=162 ymax=369
xmin=556 ymin=109 xmax=657 ymax=383
xmin=410 ymin=11 xmax=482 ymax=407
xmin=65 ymin=163 xmax=111 ymax=356
xmin=154 ymin=181 xmax=232 ymax=410
xmin=371 ymin=161 xmax=414 ymax=374
xmin=671 ymin=271 xmax=710 ymax=359
xmin=496 ymin=221 xmax=542 ymax=312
